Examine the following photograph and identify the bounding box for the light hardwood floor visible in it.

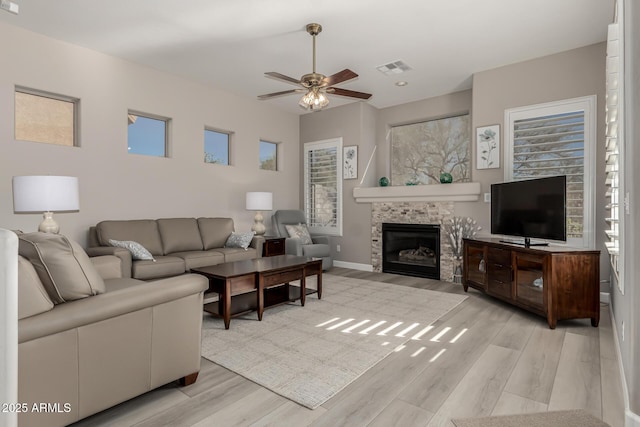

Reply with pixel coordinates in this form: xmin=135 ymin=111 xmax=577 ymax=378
xmin=72 ymin=267 xmax=625 ymax=427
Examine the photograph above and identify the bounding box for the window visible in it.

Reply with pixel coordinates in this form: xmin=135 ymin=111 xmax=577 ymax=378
xmin=259 ymin=140 xmax=278 ymax=171
xmin=127 ymin=112 xmax=169 ymax=157
xmin=15 ymin=87 xmax=79 ymax=147
xmin=304 ymin=137 xmax=343 ymax=236
xmin=390 ymin=114 xmax=470 ymax=185
xmin=505 ymin=96 xmax=596 ymax=248
xmin=605 ymin=8 xmax=624 ymax=289
xmin=204 ymin=128 xmax=230 ymax=165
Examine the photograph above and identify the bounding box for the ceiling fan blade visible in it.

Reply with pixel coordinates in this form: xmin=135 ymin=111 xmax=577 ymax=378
xmin=323 ymin=69 xmax=358 ymax=86
xmin=327 ymin=87 xmax=372 ymax=100
xmin=264 ymin=72 xmax=302 ymax=86
xmin=258 ymin=89 xmax=304 ymax=100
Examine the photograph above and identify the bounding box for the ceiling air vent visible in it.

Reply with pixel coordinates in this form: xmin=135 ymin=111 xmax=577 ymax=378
xmin=376 ymin=60 xmax=411 ymax=76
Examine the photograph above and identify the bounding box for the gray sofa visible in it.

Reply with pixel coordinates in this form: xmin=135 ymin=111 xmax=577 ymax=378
xmin=87 ymin=217 xmax=264 ymax=280
xmin=16 ymin=232 xmax=208 ymax=427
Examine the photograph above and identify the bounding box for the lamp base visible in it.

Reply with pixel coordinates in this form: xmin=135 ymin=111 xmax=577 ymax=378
xmin=251 ymin=211 xmax=266 ymax=236
xmin=38 ymin=211 xmax=60 ymax=234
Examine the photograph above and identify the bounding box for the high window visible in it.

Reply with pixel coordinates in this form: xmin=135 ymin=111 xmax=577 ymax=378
xmin=390 ymin=114 xmax=470 ymax=185
xmin=303 ymin=137 xmax=343 ymax=236
xmin=505 ymin=96 xmax=596 ymax=248
xmin=15 ymin=87 xmax=79 ymax=147
xmin=259 ymin=140 xmax=278 ymax=171
xmin=127 ymin=112 xmax=169 ymax=157
xmin=204 ymin=128 xmax=230 ymax=165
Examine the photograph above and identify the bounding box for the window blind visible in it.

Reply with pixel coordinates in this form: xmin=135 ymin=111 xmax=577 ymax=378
xmin=605 ymin=21 xmax=622 ymax=277
xmin=304 ymin=138 xmax=343 ymax=235
xmin=512 ymin=111 xmax=585 ymax=239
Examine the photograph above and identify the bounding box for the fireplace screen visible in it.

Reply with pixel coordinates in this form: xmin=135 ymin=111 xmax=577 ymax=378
xmin=382 ymin=223 xmax=440 ymax=279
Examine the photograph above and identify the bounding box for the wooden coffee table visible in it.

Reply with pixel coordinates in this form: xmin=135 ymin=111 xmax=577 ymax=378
xmin=191 ymin=255 xmax=322 ymax=329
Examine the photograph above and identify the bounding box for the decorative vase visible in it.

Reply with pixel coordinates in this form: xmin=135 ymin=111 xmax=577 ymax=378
xmin=440 ymin=172 xmax=453 ymax=184
xmin=453 ymin=260 xmax=463 ymax=283
xmin=379 ymin=177 xmax=389 ymax=187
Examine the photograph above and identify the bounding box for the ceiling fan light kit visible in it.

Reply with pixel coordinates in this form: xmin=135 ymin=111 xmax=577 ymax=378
xmin=258 ymin=22 xmax=372 ymax=112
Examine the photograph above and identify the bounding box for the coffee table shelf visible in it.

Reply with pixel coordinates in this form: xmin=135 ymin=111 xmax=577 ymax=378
xmin=192 ymin=255 xmax=322 ymax=329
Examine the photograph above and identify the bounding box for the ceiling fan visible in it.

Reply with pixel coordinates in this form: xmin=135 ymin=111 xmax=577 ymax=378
xmin=258 ymin=23 xmax=372 ymax=111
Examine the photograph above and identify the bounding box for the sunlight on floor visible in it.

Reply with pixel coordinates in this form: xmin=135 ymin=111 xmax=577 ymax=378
xmin=315 ymin=316 xmax=469 ymax=360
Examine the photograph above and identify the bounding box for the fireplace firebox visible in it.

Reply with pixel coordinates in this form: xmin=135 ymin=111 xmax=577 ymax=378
xmin=382 ymin=223 xmax=440 ymax=279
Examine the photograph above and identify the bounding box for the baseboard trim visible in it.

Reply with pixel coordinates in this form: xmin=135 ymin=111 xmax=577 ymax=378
xmin=600 ymin=292 xmax=611 ymax=304
xmin=609 ymin=308 xmax=640 ymax=427
xmin=333 ymin=261 xmax=373 ymax=272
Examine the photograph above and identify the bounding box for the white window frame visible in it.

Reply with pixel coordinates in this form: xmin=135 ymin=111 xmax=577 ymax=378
xmin=127 ymin=110 xmax=170 ymax=157
xmin=504 ymin=95 xmax=597 ymax=249
xmin=303 ymin=137 xmax=343 ymax=236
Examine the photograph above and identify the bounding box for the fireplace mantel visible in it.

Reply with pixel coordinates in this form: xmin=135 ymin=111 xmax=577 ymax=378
xmin=353 ymin=182 xmax=481 ymax=203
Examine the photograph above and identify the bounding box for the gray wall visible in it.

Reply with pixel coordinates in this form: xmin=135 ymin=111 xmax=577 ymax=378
xmin=300 ymin=102 xmax=377 ymax=265
xmin=612 ymin=0 xmax=640 ymax=422
xmin=302 ymin=43 xmax=607 ymax=273
xmin=471 ymin=42 xmax=609 ymax=284
xmin=0 ymin=21 xmax=300 ymax=245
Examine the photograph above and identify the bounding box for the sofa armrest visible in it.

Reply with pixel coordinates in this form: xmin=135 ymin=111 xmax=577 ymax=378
xmin=311 ymin=235 xmax=330 ymax=245
xmin=19 ymin=274 xmax=208 ymax=343
xmin=90 ymin=255 xmax=122 ymax=280
xmin=250 ymin=236 xmax=264 ymax=257
xmin=284 ymin=238 xmax=304 ymax=256
xmin=86 ymin=246 xmax=132 ymax=278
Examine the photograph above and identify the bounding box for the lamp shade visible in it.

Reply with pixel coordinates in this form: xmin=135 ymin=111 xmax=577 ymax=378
xmin=13 ymin=176 xmax=79 ymax=213
xmin=245 ymin=192 xmax=273 ymax=211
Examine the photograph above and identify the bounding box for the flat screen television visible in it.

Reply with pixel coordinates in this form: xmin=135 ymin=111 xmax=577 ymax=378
xmin=491 ymin=175 xmax=566 ymax=247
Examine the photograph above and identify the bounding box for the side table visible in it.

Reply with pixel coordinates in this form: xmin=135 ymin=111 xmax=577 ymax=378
xmin=262 ymin=236 xmax=286 ymax=257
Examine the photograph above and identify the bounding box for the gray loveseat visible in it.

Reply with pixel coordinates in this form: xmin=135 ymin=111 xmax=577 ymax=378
xmin=16 ymin=232 xmax=208 ymax=427
xmin=87 ymin=217 xmax=264 ymax=280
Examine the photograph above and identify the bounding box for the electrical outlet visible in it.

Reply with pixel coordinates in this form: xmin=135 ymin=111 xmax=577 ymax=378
xmin=336 ymin=244 xmax=341 ymax=252
xmin=484 ymin=193 xmax=491 ymax=203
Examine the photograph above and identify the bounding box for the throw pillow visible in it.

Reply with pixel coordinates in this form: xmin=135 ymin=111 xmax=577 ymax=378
xmin=285 ymin=224 xmax=313 ymax=245
xmin=225 ymin=231 xmax=255 ymax=250
xmin=108 ymin=239 xmax=155 ymax=261
xmin=18 ymin=232 xmax=106 ymax=304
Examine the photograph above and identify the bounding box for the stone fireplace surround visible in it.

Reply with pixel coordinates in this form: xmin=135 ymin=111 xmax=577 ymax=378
xmin=355 ymin=182 xmax=481 ymax=282
xmin=372 ymin=201 xmax=457 ymax=282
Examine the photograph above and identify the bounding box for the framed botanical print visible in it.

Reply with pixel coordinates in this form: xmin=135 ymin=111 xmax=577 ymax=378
xmin=343 ymin=145 xmax=357 ymax=179
xmin=476 ymin=125 xmax=500 ymax=169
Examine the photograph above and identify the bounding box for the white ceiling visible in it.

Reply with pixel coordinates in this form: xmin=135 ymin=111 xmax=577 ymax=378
xmin=0 ymin=0 xmax=613 ymax=115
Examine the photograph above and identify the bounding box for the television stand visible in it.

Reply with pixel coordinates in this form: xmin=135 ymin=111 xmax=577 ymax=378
xmin=462 ymin=237 xmax=600 ymax=329
xmin=499 ymin=237 xmax=549 ymax=248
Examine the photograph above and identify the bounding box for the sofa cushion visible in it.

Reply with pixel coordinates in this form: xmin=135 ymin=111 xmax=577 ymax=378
xmin=225 ymin=231 xmax=255 ymax=250
xmin=18 ymin=232 xmax=105 ymax=304
xmin=285 ymin=224 xmax=313 ymax=245
xmin=131 ymin=256 xmax=186 ymax=280
xmin=171 ymin=250 xmax=224 ymax=270
xmin=96 ymin=220 xmax=164 ymax=256
xmin=18 ymin=255 xmax=54 ymax=319
xmin=302 ymin=243 xmax=330 ymax=258
xmin=213 ymin=247 xmax=259 ymax=263
xmin=157 ymin=218 xmax=203 ymax=254
xmin=197 ymin=218 xmax=234 ymax=250
xmin=108 ymin=239 xmax=155 ymax=261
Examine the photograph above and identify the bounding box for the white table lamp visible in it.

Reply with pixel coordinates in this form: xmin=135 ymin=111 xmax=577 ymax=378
xmin=12 ymin=175 xmax=80 ymax=234
xmin=246 ymin=192 xmax=273 ymax=236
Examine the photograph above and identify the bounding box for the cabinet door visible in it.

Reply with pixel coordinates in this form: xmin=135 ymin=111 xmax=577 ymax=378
xmin=464 ymin=242 xmax=486 ymax=290
xmin=487 ymin=248 xmax=512 ymax=299
xmin=513 ymin=253 xmax=545 ymax=310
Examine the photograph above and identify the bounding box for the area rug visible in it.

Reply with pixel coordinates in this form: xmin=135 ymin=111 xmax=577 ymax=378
xmin=452 ymin=409 xmax=610 ymax=427
xmin=201 ymin=273 xmax=466 ymax=409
